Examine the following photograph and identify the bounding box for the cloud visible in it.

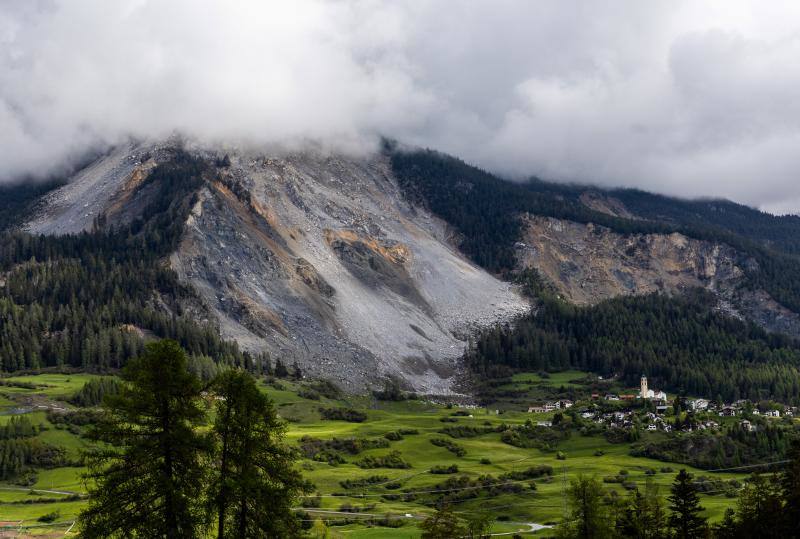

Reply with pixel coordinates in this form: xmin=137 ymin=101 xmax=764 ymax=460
xmin=2 ymin=1 xmax=800 ymax=212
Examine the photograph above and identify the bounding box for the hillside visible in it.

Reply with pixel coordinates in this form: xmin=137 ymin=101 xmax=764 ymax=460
xmin=390 ymin=148 xmax=800 ymax=337
xmin=4 ymin=141 xmax=528 ymax=393
xmin=6 ymin=141 xmax=800 ymax=400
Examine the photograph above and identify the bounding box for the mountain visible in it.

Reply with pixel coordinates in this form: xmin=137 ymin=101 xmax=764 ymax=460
xmin=391 ymin=148 xmax=800 ymax=338
xmin=9 ymin=141 xmax=527 ymax=393
xmin=5 ymin=140 xmax=800 ymax=396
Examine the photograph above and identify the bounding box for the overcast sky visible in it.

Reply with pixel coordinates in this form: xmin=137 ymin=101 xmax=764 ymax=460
xmin=2 ymin=1 xmax=800 ymax=213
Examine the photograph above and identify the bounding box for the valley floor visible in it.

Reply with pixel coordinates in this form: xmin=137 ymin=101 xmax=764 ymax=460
xmin=0 ymin=372 xmax=759 ymax=537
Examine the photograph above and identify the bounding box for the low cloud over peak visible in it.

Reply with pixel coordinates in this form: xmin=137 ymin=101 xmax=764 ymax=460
xmin=2 ymin=1 xmax=800 ymax=213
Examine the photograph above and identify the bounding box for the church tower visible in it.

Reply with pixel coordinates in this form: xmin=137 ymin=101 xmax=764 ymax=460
xmin=640 ymin=375 xmax=648 ymax=399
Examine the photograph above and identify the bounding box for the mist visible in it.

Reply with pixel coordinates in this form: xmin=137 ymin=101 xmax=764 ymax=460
xmin=2 ymin=1 xmax=800 ymax=213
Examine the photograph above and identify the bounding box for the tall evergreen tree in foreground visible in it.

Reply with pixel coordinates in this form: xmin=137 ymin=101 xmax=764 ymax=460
xmin=781 ymin=439 xmax=800 ymax=538
xmin=79 ymin=340 xmax=210 ymax=538
xmin=210 ymin=369 xmax=309 ymax=538
xmin=558 ymin=475 xmax=612 ymax=539
xmin=668 ymin=470 xmax=707 ymax=539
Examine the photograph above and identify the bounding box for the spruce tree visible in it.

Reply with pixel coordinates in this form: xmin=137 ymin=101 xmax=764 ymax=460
xmin=210 ymin=369 xmax=309 ymax=538
xmin=667 ymin=470 xmax=707 ymax=539
xmin=79 ymin=340 xmax=211 ymax=538
xmin=781 ymin=439 xmax=800 ymax=536
xmin=560 ymin=475 xmax=612 ymax=539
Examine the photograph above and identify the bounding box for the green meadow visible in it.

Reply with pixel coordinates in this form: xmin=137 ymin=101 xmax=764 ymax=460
xmin=0 ymin=372 xmax=754 ymax=537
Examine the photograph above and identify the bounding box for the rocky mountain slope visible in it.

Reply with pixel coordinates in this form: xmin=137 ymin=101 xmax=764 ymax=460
xmin=516 ymin=212 xmax=800 ymax=337
xmin=22 ymin=142 xmax=528 ymax=392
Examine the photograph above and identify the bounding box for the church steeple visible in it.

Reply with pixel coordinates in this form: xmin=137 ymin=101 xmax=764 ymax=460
xmin=640 ymin=375 xmax=648 ymax=399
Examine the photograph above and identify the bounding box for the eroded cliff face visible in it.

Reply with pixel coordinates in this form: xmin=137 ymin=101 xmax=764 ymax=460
xmin=173 ymin=153 xmax=529 ymax=392
xmin=25 ymin=143 xmax=529 ymax=392
xmin=517 ymin=214 xmax=800 ymax=337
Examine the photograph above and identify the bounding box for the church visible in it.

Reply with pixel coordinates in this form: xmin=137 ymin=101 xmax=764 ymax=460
xmin=640 ymin=375 xmax=667 ymax=401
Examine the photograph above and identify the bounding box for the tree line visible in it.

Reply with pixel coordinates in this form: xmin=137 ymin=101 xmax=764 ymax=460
xmin=466 ymin=286 xmax=800 ymax=404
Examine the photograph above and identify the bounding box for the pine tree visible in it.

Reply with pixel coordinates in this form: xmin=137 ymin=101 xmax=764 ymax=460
xmin=210 ymin=369 xmax=309 ymax=538
xmin=781 ymin=439 xmax=800 ymax=536
xmin=79 ymin=340 xmax=211 ymax=538
xmin=559 ymin=475 xmax=612 ymax=539
xmin=667 ymin=470 xmax=707 ymax=539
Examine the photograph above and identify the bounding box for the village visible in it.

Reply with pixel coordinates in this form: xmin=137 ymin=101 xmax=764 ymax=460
xmin=526 ymin=375 xmax=795 ymax=434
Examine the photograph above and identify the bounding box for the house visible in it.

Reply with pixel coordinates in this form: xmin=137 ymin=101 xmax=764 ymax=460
xmin=528 ymin=406 xmax=546 ymax=414
xmin=591 ymin=393 xmax=600 ymax=400
xmin=691 ymin=399 xmax=709 ymax=411
xmin=537 ymin=421 xmax=553 ymax=427
xmin=605 ymin=394 xmax=620 ymax=401
xmin=620 ymin=394 xmax=636 ymax=401
xmin=647 ymin=424 xmax=657 ymax=431
xmin=558 ymin=400 xmax=574 ymax=409
xmin=544 ymin=402 xmax=558 ymax=412
xmin=766 ymin=409 xmax=781 ymax=417
xmin=719 ymin=406 xmax=737 ymax=417
xmin=740 ymin=419 xmax=755 ymax=432
xmin=581 ymin=412 xmax=595 ymax=419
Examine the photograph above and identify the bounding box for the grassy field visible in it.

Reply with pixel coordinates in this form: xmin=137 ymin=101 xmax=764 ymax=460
xmin=0 ymin=372 xmax=756 ymax=537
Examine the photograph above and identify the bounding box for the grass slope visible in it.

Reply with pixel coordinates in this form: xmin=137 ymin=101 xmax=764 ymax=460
xmin=0 ymin=373 xmax=757 ymax=537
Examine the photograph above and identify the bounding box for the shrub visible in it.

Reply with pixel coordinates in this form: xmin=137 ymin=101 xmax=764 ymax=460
xmin=430 ymin=438 xmax=467 ymax=457
xmin=37 ymin=511 xmax=60 ymax=523
xmin=307 ymin=380 xmax=342 ymax=399
xmin=340 ymin=475 xmax=389 ymax=489
xmin=430 ymin=464 xmax=459 ymax=474
xmin=319 ymin=407 xmax=367 ymax=423
xmin=357 ymin=451 xmax=411 ymax=469
xmin=297 ymin=388 xmax=320 ymax=401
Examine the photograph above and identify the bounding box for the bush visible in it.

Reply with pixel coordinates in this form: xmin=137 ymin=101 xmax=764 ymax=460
xmin=480 ymin=458 xmax=492 ymax=465
xmin=556 ymin=451 xmax=566 ymax=460
xmin=498 ymin=466 xmax=553 ymax=481
xmin=357 ymin=451 xmax=411 ymax=469
xmin=37 ymin=511 xmax=60 ymax=523
xmin=307 ymin=380 xmax=342 ymax=399
xmin=384 ymin=431 xmax=403 ymax=441
xmin=319 ymin=407 xmax=367 ymax=423
xmin=297 ymin=388 xmax=321 ymax=401
xmin=430 ymin=464 xmax=459 ymax=474
xmin=430 ymin=438 xmax=467 ymax=457
xmin=340 ymin=475 xmax=389 ymax=489
xmin=298 ymin=436 xmax=388 ymax=461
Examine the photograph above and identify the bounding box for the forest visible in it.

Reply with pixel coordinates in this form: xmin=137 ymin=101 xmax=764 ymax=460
xmin=466 ymin=286 xmax=800 ymax=403
xmin=0 ymin=152 xmax=266 ymax=373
